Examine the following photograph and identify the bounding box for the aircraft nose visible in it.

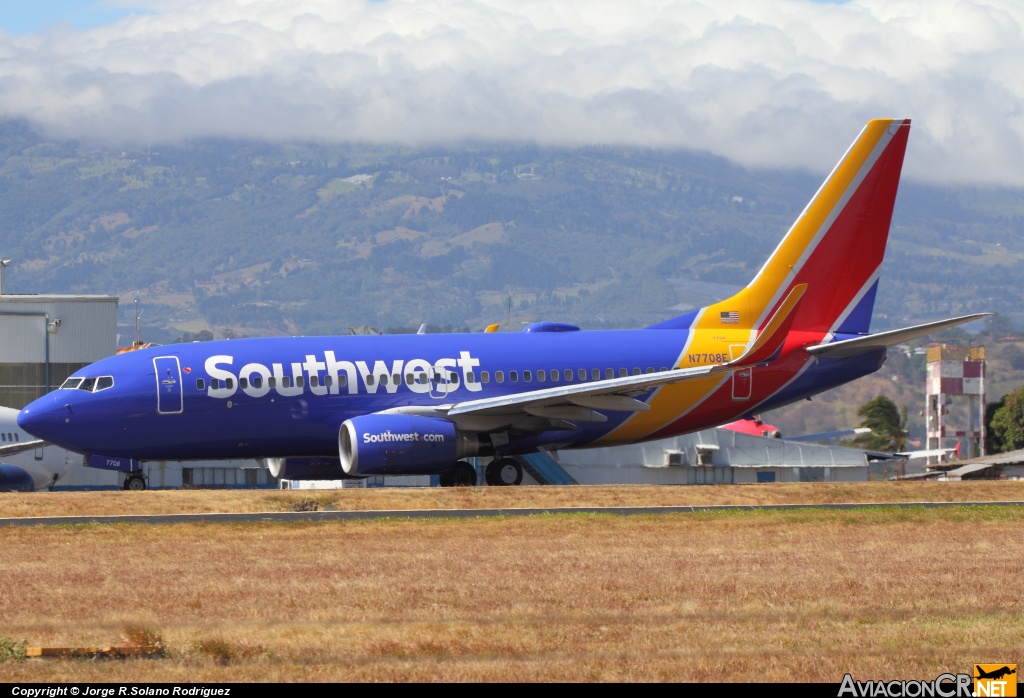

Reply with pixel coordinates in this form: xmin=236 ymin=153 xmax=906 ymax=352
xmin=17 ymin=394 xmax=61 ymax=441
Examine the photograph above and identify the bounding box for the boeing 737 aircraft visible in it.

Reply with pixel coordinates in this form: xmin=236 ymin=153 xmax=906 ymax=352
xmin=18 ymin=119 xmax=986 ymax=486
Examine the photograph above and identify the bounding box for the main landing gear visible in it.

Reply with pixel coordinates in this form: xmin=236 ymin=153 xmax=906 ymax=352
xmin=486 ymin=458 xmax=523 ymax=487
xmin=123 ymin=473 xmax=147 ymax=491
xmin=438 ymin=458 xmax=525 ymax=487
xmin=438 ymin=460 xmax=477 ymax=487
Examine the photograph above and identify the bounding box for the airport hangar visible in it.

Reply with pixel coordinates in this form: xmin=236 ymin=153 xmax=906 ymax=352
xmin=0 ymin=293 xmax=268 ymax=489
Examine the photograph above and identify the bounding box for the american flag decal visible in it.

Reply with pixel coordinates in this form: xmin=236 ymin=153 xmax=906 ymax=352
xmin=720 ymin=311 xmax=739 ymax=324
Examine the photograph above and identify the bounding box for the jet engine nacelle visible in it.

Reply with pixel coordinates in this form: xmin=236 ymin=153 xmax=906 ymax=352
xmin=338 ymin=414 xmax=478 ymax=477
xmin=0 ymin=463 xmax=35 ymax=492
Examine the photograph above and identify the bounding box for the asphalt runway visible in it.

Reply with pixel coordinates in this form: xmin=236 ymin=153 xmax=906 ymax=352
xmin=2 ymin=500 xmax=1023 ymax=527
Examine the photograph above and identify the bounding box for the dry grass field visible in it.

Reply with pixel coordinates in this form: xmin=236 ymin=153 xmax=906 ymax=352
xmin=1 ymin=505 xmax=1022 ymax=682
xmin=2 ymin=480 xmax=1024 ymax=519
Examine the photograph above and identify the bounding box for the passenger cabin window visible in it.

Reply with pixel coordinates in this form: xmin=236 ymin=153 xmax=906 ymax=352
xmin=295 ymin=376 xmax=304 ymax=388
xmin=633 ymin=368 xmax=641 ymax=376
xmin=564 ymin=369 xmax=572 ymax=381
xmin=646 ymin=367 xmax=655 ymax=374
xmin=606 ymin=368 xmax=614 ymax=379
xmin=537 ymin=370 xmax=546 ymax=381
xmin=239 ymin=377 xmax=249 ymax=389
xmin=592 ymin=368 xmax=600 ymax=381
xmin=61 ymin=377 xmax=83 ymax=390
xmin=310 ymin=375 xmax=319 ymax=388
xmin=196 ymin=378 xmax=206 ymax=390
xmin=509 ymin=371 xmax=518 ymax=382
xmin=524 ymin=370 xmax=532 ymax=382
xmin=226 ymin=378 xmax=235 ymax=389
xmin=338 ymin=375 xmax=347 ymax=387
xmin=95 ymin=376 xmax=114 ymax=391
xmin=366 ymin=375 xmax=374 ymax=386
xmin=450 ymin=373 xmax=459 ymax=385
xmin=268 ymin=377 xmax=277 ymax=388
xmin=481 ymin=371 xmax=490 ymax=383
xmin=660 ymin=366 xmax=668 ymax=372
xmin=282 ymin=376 xmax=292 ymax=388
xmin=252 ymin=376 xmax=263 ymax=388
xmin=380 ymin=375 xmax=388 ymax=386
xmin=466 ymin=372 xmax=476 ymax=384
xmin=79 ymin=377 xmax=96 ymax=392
xmin=578 ymin=369 xmax=587 ymax=381
xmin=495 ymin=371 xmax=505 ymax=383
xmin=324 ymin=375 xmax=332 ymax=387
xmin=619 ymin=368 xmax=628 ymax=378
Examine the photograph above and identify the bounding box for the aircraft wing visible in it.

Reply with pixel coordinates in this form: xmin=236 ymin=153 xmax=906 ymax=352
xmin=0 ymin=439 xmax=46 ymax=457
xmin=785 ymin=428 xmax=871 ymax=442
xmin=447 ymin=284 xmax=806 ymax=422
xmin=897 ymin=447 xmax=955 ymax=459
xmin=805 ymin=313 xmax=990 ymax=359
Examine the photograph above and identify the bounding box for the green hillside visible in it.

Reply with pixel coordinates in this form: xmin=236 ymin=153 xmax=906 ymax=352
xmin=1 ymin=119 xmax=1022 ymax=348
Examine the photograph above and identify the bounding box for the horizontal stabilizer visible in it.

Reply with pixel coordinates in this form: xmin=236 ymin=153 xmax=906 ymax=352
xmin=805 ymin=313 xmax=990 ymax=359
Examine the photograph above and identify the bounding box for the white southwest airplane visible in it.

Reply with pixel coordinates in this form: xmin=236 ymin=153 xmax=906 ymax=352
xmin=0 ymin=406 xmax=76 ymax=491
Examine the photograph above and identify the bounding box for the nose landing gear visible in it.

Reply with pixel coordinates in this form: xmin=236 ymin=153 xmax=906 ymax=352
xmin=124 ymin=473 xmax=147 ymax=491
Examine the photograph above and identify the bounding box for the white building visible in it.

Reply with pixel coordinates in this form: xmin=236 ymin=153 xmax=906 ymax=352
xmin=550 ymin=428 xmax=887 ymax=484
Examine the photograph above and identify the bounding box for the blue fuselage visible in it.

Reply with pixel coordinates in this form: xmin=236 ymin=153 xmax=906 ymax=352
xmin=18 ymin=327 xmax=882 ymax=461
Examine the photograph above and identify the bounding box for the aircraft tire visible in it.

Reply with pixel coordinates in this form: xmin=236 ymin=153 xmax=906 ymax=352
xmin=452 ymin=460 xmax=477 ymax=487
xmin=124 ymin=474 xmax=147 ymax=491
xmin=486 ymin=458 xmax=523 ymax=487
xmin=438 ymin=470 xmax=456 ymax=487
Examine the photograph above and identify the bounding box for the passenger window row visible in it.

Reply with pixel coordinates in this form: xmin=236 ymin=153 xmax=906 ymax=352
xmin=1 ymin=432 xmax=19 ymax=443
xmin=194 ymin=366 xmax=670 ymax=391
xmin=198 ymin=374 xmax=354 ymax=391
xmin=477 ymin=366 xmax=665 ymax=384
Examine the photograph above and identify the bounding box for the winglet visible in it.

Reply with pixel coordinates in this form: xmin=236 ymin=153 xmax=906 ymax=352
xmin=716 ymin=283 xmax=806 ymax=370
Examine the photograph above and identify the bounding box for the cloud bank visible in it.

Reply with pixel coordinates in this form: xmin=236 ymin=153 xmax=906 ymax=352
xmin=1 ymin=0 xmax=1022 ymax=185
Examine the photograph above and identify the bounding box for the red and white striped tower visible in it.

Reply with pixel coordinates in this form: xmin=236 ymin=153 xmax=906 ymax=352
xmin=925 ymin=346 xmax=985 ymax=464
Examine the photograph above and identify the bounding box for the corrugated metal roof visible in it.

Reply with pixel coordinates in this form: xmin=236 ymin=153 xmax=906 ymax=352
xmin=945 ymin=461 xmax=1002 ymax=478
xmin=559 ymin=428 xmax=874 ymax=469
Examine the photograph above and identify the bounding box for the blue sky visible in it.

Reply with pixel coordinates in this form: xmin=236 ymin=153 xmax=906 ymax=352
xmin=0 ymin=0 xmax=848 ymax=34
xmin=0 ymin=1 xmax=144 ymax=34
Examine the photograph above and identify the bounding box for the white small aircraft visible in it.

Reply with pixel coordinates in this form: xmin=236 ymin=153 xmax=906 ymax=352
xmin=0 ymin=406 xmax=76 ymax=491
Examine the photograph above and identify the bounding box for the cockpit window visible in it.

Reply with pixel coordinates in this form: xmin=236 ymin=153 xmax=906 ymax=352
xmin=95 ymin=376 xmax=114 ymax=391
xmin=61 ymin=377 xmax=84 ymax=390
xmin=78 ymin=377 xmax=97 ymax=392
